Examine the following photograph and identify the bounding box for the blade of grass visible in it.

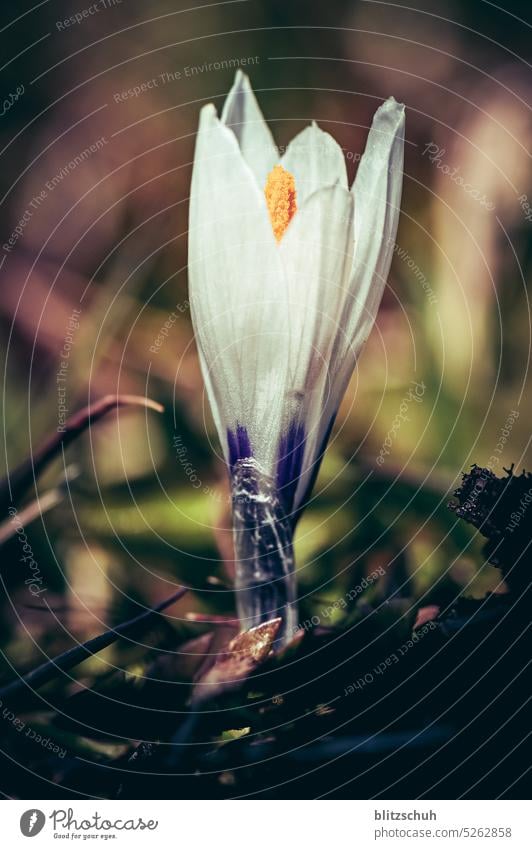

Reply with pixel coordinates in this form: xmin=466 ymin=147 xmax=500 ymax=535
xmin=0 ymin=586 xmax=186 ymax=705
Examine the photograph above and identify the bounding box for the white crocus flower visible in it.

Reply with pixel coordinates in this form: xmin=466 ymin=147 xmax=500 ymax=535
xmin=188 ymin=71 xmax=405 ymax=642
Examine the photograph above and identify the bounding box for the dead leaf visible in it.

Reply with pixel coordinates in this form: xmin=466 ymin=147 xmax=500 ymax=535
xmin=189 ymin=618 xmax=281 ymax=705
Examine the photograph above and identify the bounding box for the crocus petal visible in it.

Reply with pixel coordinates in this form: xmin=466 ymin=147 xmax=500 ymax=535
xmin=189 ymin=103 xmax=291 ymax=474
xmin=276 ymin=183 xmax=354 ymax=513
xmin=293 ymin=98 xmax=405 ymax=514
xmin=281 ymin=122 xmax=348 ymax=205
xmin=345 ymin=96 xmax=405 ymax=360
xmin=221 ymin=69 xmax=278 ymax=189
xmin=278 ymin=183 xmax=354 ymax=390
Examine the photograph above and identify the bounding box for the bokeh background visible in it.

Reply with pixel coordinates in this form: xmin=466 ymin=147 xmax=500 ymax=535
xmin=0 ymin=0 xmax=530 ymax=796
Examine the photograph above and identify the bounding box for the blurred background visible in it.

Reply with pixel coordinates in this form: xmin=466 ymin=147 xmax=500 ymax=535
xmin=0 ymin=0 xmax=531 ymax=778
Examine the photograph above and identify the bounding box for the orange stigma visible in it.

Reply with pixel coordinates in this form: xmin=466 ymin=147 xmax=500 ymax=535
xmin=264 ymin=164 xmax=297 ymax=241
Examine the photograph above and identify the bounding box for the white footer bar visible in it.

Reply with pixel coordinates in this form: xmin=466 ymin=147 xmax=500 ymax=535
xmin=3 ymin=799 xmax=529 ymax=848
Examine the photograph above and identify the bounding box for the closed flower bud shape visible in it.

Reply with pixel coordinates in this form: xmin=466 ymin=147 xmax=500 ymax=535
xmin=188 ymin=71 xmax=405 ymax=644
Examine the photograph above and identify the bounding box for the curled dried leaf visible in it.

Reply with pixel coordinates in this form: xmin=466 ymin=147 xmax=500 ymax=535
xmin=190 ymin=618 xmax=281 ymax=705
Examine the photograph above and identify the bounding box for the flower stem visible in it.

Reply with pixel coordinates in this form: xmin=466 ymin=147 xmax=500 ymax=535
xmin=231 ymin=458 xmax=297 ymax=647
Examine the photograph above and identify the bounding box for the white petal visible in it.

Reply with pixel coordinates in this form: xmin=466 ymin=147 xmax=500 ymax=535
xmin=281 ymin=122 xmax=348 ymax=205
xmin=345 ymin=97 xmax=405 ymax=359
xmin=279 ymin=184 xmax=354 ymax=389
xmin=292 ymin=99 xmax=405 ymax=513
xmin=221 ymin=70 xmax=278 ymax=189
xmin=276 ymin=184 xmax=354 ymax=513
xmin=189 ymin=104 xmax=291 ymax=474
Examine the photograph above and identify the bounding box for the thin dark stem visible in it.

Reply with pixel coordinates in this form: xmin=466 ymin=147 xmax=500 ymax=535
xmin=0 ymin=394 xmax=164 ymax=517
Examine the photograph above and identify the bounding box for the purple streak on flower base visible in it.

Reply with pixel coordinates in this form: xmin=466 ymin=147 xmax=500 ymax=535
xmin=227 ymin=424 xmax=252 ymax=468
xmin=276 ymin=420 xmax=306 ymax=514
xmin=293 ymin=414 xmax=336 ymax=527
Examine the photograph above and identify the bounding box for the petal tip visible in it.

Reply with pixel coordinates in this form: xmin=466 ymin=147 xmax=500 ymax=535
xmin=381 ymin=96 xmax=406 ymax=117
xmin=370 ymin=97 xmax=406 ymax=140
xmin=234 ymin=68 xmax=249 ymax=85
xmin=197 ymin=102 xmax=219 ymax=134
xmin=200 ymin=102 xmax=218 ymax=120
xmin=229 ymin=68 xmax=251 ymax=96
